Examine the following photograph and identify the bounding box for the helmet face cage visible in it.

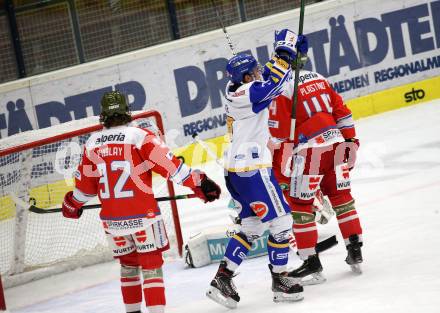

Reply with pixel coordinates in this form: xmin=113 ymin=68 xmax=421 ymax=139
xmin=226 ymin=54 xmax=259 ymax=84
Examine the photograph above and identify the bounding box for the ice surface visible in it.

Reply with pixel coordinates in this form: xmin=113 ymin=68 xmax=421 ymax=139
xmin=5 ymin=99 xmax=440 ymax=313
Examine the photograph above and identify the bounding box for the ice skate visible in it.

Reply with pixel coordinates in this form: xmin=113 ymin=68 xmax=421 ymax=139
xmin=269 ymin=264 xmax=304 ymax=303
xmin=206 ymin=261 xmax=240 ymax=309
xmin=345 ymin=234 xmax=363 ymax=274
xmin=288 ymin=254 xmax=326 ymax=285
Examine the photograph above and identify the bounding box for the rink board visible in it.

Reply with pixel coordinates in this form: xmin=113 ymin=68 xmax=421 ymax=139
xmin=0 ymin=0 xmax=439 ymax=144
xmin=174 ymin=75 xmax=440 ymax=166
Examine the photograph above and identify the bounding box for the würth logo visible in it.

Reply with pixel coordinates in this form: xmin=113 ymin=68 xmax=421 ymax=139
xmin=404 ymin=88 xmax=425 ymax=103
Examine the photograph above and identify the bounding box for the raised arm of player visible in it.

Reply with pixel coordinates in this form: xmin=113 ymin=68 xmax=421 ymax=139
xmin=138 ymin=129 xmax=221 ymax=203
xmin=250 ymin=56 xmax=292 ymax=113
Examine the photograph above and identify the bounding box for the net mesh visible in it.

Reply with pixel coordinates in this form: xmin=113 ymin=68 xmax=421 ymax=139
xmin=0 ymin=111 xmax=178 ymax=280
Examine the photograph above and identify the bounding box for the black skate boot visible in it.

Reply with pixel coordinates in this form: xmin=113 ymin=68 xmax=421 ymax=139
xmin=269 ymin=264 xmax=304 ymax=303
xmin=206 ymin=261 xmax=240 ymax=309
xmin=288 ymin=254 xmax=326 ymax=285
xmin=345 ymin=234 xmax=363 ymax=274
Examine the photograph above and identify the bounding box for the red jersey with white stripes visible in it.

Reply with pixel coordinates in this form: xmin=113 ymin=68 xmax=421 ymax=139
xmin=73 ymin=125 xmax=193 ymax=235
xmin=269 ymin=70 xmax=355 ymax=150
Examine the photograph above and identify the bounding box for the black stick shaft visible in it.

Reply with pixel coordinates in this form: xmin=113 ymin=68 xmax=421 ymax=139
xmin=28 ymin=193 xmax=197 ymax=214
xmin=289 ymin=0 xmax=306 ymax=141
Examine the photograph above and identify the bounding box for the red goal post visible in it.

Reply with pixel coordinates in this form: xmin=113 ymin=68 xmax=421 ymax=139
xmin=0 ymin=110 xmax=183 ymax=288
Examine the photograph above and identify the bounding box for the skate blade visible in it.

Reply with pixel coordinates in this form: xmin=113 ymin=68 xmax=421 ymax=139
xmin=206 ymin=286 xmax=238 ymax=309
xmin=273 ymin=291 xmax=304 ymax=303
xmin=350 ymin=264 xmax=362 ymax=274
xmin=301 ymin=272 xmax=326 ymax=286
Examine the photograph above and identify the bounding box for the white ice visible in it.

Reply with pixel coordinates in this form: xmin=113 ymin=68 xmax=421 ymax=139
xmin=5 ymin=99 xmax=440 ymax=313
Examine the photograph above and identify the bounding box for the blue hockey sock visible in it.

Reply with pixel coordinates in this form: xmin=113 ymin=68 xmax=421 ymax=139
xmin=267 ymin=235 xmax=290 ymax=273
xmin=223 ymin=232 xmax=252 ymax=272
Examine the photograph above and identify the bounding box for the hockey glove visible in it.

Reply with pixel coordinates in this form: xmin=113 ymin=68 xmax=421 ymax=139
xmin=184 ymin=170 xmax=221 ymax=203
xmin=262 ymin=56 xmax=290 ymax=84
xmin=296 ymin=35 xmax=308 ymax=55
xmin=62 ymin=191 xmax=84 ymax=219
xmin=344 ymin=138 xmax=360 ymax=170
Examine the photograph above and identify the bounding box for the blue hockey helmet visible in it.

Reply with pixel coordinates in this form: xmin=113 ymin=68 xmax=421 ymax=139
xmin=274 ymin=28 xmax=308 ymax=67
xmin=226 ymin=53 xmax=258 ymax=84
xmin=274 ymin=29 xmax=299 ymax=59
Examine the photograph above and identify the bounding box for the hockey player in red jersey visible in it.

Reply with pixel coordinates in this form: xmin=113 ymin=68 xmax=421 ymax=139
xmin=62 ymin=91 xmax=221 ymax=313
xmin=267 ymin=29 xmax=364 ymax=280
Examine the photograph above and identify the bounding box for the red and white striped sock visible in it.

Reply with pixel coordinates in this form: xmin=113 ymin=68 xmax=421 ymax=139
xmin=293 ymin=221 xmax=318 ymax=260
xmin=120 ymin=276 xmax=142 ymax=313
xmin=142 ymin=269 xmax=166 ymax=312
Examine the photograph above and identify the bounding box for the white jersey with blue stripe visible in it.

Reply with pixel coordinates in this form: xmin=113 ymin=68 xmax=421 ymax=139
xmin=224 ymin=71 xmax=292 ymax=172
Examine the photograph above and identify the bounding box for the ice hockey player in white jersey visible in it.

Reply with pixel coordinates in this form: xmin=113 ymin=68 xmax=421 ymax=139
xmin=207 ymin=34 xmax=309 ymax=309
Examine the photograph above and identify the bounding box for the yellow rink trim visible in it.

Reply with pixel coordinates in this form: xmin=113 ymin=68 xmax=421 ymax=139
xmin=0 ymin=179 xmax=74 ymax=220
xmin=1 ymin=76 xmax=438 ymax=220
xmin=348 ymin=76 xmax=440 ymax=119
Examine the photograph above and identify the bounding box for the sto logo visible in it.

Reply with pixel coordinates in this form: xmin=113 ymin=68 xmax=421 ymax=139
xmin=250 ymin=201 xmax=269 ymax=219
xmin=309 ymin=177 xmax=321 ymax=190
xmin=135 ymin=230 xmax=147 ymax=243
xmin=114 ymin=236 xmax=126 ymax=247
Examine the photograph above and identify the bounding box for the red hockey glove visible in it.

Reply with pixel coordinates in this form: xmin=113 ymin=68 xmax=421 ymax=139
xmin=344 ymin=138 xmax=360 ymax=170
xmin=62 ymin=191 xmax=84 ymax=219
xmin=184 ymin=170 xmax=221 ymax=203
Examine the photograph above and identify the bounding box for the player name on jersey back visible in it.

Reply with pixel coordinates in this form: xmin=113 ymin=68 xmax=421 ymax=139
xmin=96 ymin=146 xmax=123 ymax=157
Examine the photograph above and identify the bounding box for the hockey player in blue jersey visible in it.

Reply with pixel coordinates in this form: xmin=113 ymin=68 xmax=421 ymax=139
xmin=206 ymin=34 xmax=308 ymax=309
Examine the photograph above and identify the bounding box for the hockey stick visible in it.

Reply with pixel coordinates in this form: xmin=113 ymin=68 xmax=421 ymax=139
xmin=9 ymin=192 xmax=197 ymax=214
xmin=210 ymin=0 xmax=237 ymax=56
xmin=316 ymin=235 xmax=338 ymax=253
xmin=289 ymin=0 xmax=305 ymax=141
xmin=192 ymin=133 xmax=224 ymax=168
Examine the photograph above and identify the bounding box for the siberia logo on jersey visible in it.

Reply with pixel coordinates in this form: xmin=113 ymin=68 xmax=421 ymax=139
xmin=299 ymin=72 xmax=319 ymax=84
xmin=250 ymin=201 xmax=269 ymax=219
xmin=95 ymin=132 xmax=126 ymax=144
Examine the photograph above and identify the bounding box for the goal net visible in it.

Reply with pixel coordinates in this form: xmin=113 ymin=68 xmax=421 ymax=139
xmin=0 ymin=111 xmax=183 ymax=288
